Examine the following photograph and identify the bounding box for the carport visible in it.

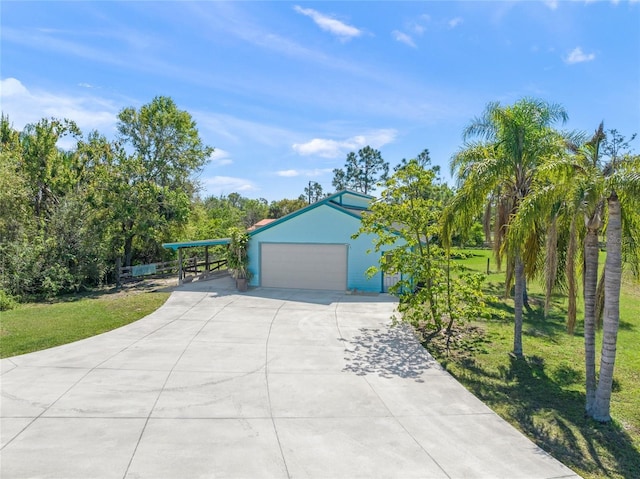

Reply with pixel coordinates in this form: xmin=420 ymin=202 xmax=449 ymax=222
xmin=162 ymin=238 xmax=230 ymax=285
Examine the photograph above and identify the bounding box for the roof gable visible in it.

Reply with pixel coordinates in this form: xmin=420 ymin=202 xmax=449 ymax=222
xmin=249 ymin=189 xmax=373 ymax=236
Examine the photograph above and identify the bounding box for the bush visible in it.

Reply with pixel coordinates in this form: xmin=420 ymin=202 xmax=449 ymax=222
xmin=0 ymin=289 xmax=18 ymax=311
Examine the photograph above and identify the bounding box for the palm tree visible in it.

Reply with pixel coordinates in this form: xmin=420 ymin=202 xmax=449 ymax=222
xmin=558 ymin=128 xmax=639 ymax=420
xmin=446 ymin=98 xmax=568 ymax=357
xmin=514 ymin=126 xmax=640 ymax=420
xmin=591 ymin=146 xmax=640 ymax=421
xmin=570 ymin=125 xmax=606 ymax=413
xmin=514 ymin=124 xmax=604 ymax=411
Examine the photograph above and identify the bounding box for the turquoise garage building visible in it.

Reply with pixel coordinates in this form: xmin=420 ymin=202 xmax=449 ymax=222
xmin=247 ymin=190 xmax=398 ymax=293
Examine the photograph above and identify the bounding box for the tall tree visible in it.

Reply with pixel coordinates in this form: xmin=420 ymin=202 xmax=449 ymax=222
xmin=394 ymin=149 xmax=435 ymax=172
xmin=18 ymin=118 xmax=81 ymax=219
xmin=113 ymin=96 xmax=213 ymax=266
xmin=304 ymin=181 xmax=324 ymax=204
xmin=0 ymin=115 xmax=31 ymax=242
xmin=567 ymin=124 xmax=606 ymax=412
xmin=332 ymin=146 xmax=389 ymax=194
xmin=512 ymin=126 xmax=640 ymax=419
xmin=592 ymin=133 xmax=640 ymax=421
xmin=446 ymin=98 xmax=568 ymax=358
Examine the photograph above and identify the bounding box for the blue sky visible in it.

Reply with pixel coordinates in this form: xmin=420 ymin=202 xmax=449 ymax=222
xmin=2 ymin=1 xmax=639 ymax=201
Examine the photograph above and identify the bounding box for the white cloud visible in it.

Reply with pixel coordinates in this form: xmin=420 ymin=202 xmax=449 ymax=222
xmin=406 ymin=14 xmax=430 ymax=36
xmin=0 ymin=77 xmax=118 ymax=134
xmin=292 ymin=129 xmax=397 ymax=158
xmin=292 ymin=138 xmax=344 ymax=158
xmin=209 ymin=149 xmax=233 ymax=166
xmin=277 ymin=170 xmax=300 ymax=177
xmin=544 ymin=0 xmax=559 ymax=10
xmin=565 ymin=47 xmax=596 ymax=64
xmin=276 ymin=168 xmax=333 ymax=177
xmin=194 ymin=111 xmax=297 ymax=147
xmin=203 ymin=176 xmax=257 ymax=195
xmin=1 ymin=77 xmax=29 ymax=96
xmin=392 ymin=30 xmax=416 ymax=48
xmin=293 ymin=5 xmax=362 ymax=40
xmin=448 ymin=17 xmax=464 ymax=28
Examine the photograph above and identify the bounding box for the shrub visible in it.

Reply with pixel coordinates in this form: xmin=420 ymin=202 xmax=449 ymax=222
xmin=0 ymin=289 xmax=18 ymax=311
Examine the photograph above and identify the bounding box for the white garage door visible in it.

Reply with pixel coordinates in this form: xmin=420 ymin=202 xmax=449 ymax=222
xmin=261 ymin=243 xmax=347 ymax=291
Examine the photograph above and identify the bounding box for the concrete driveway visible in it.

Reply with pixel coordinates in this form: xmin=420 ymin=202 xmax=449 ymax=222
xmin=1 ymin=276 xmax=580 ymax=479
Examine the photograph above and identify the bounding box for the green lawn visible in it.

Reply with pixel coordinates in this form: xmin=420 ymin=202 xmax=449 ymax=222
xmin=0 ymin=290 xmax=169 ymax=358
xmin=427 ymin=249 xmax=640 ymax=479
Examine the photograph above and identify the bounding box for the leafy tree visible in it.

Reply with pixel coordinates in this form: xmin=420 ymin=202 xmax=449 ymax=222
xmin=394 ymin=149 xmax=436 ymax=172
xmin=445 ymin=98 xmax=568 ymax=358
xmin=0 ymin=116 xmax=103 ymax=298
xmin=18 ymin=118 xmax=81 ymax=219
xmin=240 ymin=198 xmax=269 ymax=228
xmin=304 ymin=181 xmax=325 ymax=204
xmin=111 ymin=96 xmax=213 ymax=266
xmin=0 ymin=115 xmax=31 ymax=243
xmin=202 ymin=195 xmax=244 ymax=231
xmin=268 ymin=197 xmax=307 ymax=218
xmin=332 ymin=146 xmax=389 ymax=194
xmin=355 ymin=157 xmax=489 ymax=342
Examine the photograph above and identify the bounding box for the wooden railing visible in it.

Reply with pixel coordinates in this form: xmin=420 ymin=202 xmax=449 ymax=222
xmin=116 ymin=256 xmax=228 ymax=287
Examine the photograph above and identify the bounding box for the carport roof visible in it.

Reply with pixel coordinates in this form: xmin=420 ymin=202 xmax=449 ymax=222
xmin=162 ymin=238 xmax=230 ymax=251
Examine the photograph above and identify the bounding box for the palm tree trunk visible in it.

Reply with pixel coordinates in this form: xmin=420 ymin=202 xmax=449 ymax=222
xmin=595 ymin=268 xmax=606 ymax=330
xmin=592 ymin=194 xmax=622 ymax=422
xmin=566 ymin=218 xmax=578 ymax=334
xmin=513 ymin=253 xmax=525 ymax=358
xmin=583 ymin=225 xmax=599 ymax=414
xmin=544 ymin=217 xmax=558 ymax=318
xmin=483 ymin=199 xmax=492 ymax=245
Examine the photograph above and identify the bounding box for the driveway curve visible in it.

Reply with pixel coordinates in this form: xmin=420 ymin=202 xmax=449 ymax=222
xmin=1 ymin=276 xmax=580 ymax=479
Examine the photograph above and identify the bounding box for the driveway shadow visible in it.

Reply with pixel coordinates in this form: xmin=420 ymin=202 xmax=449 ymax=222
xmin=341 ymin=324 xmax=441 ymax=381
xmin=162 ymin=274 xmax=398 ymax=306
xmin=443 ymin=354 xmax=640 ymax=478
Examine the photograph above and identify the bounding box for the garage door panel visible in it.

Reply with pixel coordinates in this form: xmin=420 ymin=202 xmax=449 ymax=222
xmin=261 ymin=244 xmax=347 ymax=291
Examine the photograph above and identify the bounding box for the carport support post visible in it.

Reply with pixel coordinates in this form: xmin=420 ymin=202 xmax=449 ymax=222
xmin=178 ymin=248 xmax=183 ymax=286
xmin=205 ymin=246 xmax=210 ymax=273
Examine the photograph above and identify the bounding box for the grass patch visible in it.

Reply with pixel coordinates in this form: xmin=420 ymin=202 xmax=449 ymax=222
xmin=0 ymin=289 xmax=169 ymax=358
xmin=425 ymin=248 xmax=640 ymax=479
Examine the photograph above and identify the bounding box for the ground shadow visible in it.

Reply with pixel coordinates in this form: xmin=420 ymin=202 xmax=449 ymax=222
xmin=341 ymin=324 xmax=440 ymax=380
xmin=161 ymin=273 xmax=398 ymax=306
xmin=437 ymin=352 xmax=640 ymax=478
xmin=483 ymin=281 xmax=577 ymax=342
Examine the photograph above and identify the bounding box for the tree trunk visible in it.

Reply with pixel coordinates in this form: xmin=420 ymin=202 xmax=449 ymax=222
xmin=544 ymin=217 xmax=558 ymax=318
xmin=583 ymin=225 xmax=599 ymax=414
xmin=592 ymin=194 xmax=622 ymax=422
xmin=124 ymin=234 xmax=134 ymax=268
xmin=595 ymin=268 xmax=606 ymax=330
xmin=566 ymin=218 xmax=578 ymax=334
xmin=513 ymin=253 xmax=525 ymax=358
